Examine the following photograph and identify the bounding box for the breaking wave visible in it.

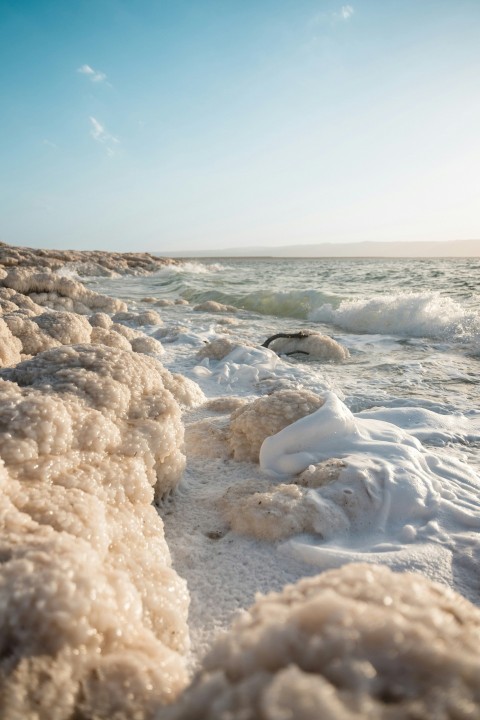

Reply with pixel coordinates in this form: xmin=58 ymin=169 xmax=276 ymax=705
xmin=309 ymin=291 xmax=480 ymax=344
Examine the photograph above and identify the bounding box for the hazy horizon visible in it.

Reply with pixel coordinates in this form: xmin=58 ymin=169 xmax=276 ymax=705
xmin=1 ymin=1 xmax=479 ymax=253
xmin=158 ymin=238 xmax=479 ymax=258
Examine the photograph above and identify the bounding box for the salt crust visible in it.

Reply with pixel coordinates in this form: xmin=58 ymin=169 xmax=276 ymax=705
xmin=0 ymin=344 xmax=192 ymax=718
xmin=88 ymin=312 xmax=113 ymax=329
xmin=204 ymin=396 xmax=248 ymax=413
xmin=0 ymin=267 xmax=126 ymax=314
xmin=163 ymin=562 xmax=480 ymax=719
xmin=228 ymin=389 xmax=325 ymax=462
xmin=193 ymin=300 xmax=238 ymax=313
xmin=222 ymin=481 xmax=349 ymax=541
xmin=155 ymin=299 xmax=189 ymax=307
xmin=186 ymin=417 xmax=231 ymax=460
xmin=267 ymin=331 xmax=349 ymax=361
xmin=225 ymin=459 xmax=349 ymax=541
xmin=0 ymin=309 xmax=166 ymax=364
xmin=196 ymin=338 xmax=241 ymax=361
xmin=186 ymin=389 xmax=325 ymax=465
xmin=0 ymin=318 xmax=22 ymax=367
xmin=112 ymin=309 xmax=163 ymax=326
xmin=0 ymin=241 xmax=179 ymax=276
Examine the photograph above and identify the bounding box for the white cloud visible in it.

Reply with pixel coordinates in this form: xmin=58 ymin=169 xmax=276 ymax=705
xmin=309 ymin=4 xmax=354 ymax=29
xmin=339 ymin=5 xmax=354 ymax=20
xmin=77 ymin=64 xmax=107 ymax=83
xmin=89 ymin=116 xmax=120 ymax=155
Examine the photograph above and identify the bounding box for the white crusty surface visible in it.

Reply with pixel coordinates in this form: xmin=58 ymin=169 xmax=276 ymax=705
xmin=196 ymin=337 xmax=240 ymax=361
xmin=0 ymin=344 xmax=186 ymax=498
xmin=112 ymin=309 xmax=162 ymax=326
xmin=228 ymin=389 xmax=325 ymax=462
xmin=193 ymin=300 xmax=238 ymax=313
xmin=222 ymin=481 xmax=349 ymax=541
xmin=3 ymin=311 xmax=93 ymax=356
xmin=0 ymin=318 xmax=22 ymax=367
xmin=0 ymin=343 xmax=191 ymax=719
xmin=163 ymin=562 xmax=480 ymax=720
xmin=159 ymin=369 xmax=206 ymax=409
xmin=0 ymin=267 xmax=126 ymax=314
xmin=88 ymin=311 xmax=113 ymax=329
xmin=131 ymin=335 xmax=165 ymax=355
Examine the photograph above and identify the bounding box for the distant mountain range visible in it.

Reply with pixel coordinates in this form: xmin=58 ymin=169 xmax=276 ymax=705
xmin=158 ymin=238 xmax=479 ymax=258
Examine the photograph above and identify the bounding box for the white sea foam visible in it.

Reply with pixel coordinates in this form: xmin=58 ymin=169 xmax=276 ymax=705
xmin=357 ymin=406 xmax=480 ymax=446
xmin=159 ymin=261 xmax=227 ymax=275
xmin=310 ymin=291 xmax=480 ymax=342
xmin=259 ymin=393 xmax=480 ymax=564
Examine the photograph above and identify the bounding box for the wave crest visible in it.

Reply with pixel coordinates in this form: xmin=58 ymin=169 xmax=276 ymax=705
xmin=309 ymin=291 xmax=479 ymax=342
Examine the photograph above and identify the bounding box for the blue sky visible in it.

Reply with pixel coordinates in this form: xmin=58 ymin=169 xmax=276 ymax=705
xmin=1 ymin=0 xmax=479 ymax=252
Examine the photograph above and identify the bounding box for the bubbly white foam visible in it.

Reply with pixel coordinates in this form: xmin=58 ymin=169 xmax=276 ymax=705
xmin=310 ymin=291 xmax=480 ymax=342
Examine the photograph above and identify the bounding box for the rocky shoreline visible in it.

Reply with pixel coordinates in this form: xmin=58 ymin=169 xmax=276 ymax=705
xmin=0 ymin=241 xmax=180 ymax=277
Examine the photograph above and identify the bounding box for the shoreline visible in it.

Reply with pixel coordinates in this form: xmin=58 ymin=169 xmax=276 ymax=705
xmin=1 ymin=242 xmax=479 ymax=719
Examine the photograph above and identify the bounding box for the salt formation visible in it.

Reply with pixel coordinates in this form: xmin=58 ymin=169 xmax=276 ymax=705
xmin=0 ymin=317 xmax=22 ymax=367
xmin=0 ymin=344 xmax=191 ymax=719
xmin=0 ymin=267 xmax=126 ymax=314
xmin=112 ymin=309 xmax=162 ymax=326
xmin=88 ymin=312 xmax=113 ymax=328
xmin=159 ymin=368 xmax=206 ymax=408
xmin=1 ymin=306 xmax=164 ymax=360
xmin=204 ymin=396 xmax=248 ymax=412
xmin=193 ymin=300 xmax=238 ymax=313
xmin=0 ymin=286 xmax=43 ymax=315
xmin=263 ymin=330 xmax=349 ymax=361
xmin=3 ymin=311 xmax=92 ymax=355
xmin=164 ymin=563 xmax=480 ymax=720
xmin=90 ymin=326 xmax=133 ymax=352
xmin=222 ymin=482 xmax=349 ymax=541
xmin=0 ymin=240 xmax=179 ymax=276
xmin=186 ymin=417 xmax=231 ymax=459
xmin=228 ymin=389 xmax=325 ymax=462
xmin=131 ymin=335 xmax=165 ymax=355
xmin=155 ymin=298 xmax=189 ymax=307
xmin=197 ymin=337 xmax=244 ymax=361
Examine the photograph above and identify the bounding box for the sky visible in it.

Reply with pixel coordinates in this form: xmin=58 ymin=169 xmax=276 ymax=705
xmin=1 ymin=0 xmax=479 ymax=253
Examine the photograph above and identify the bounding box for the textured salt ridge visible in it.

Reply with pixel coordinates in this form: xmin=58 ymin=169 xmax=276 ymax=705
xmin=164 ymin=563 xmax=480 ymax=720
xmin=0 ymin=246 xmax=207 ymax=718
xmin=0 ymin=344 xmax=194 ymax=718
xmin=0 ymin=240 xmax=179 ymax=277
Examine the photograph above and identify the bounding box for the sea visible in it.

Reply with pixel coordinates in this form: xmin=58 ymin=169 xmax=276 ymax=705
xmin=83 ymin=255 xmax=480 ymax=662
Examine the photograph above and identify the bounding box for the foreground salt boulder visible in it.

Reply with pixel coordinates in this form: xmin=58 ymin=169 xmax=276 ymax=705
xmin=0 ymin=344 xmax=187 ymax=498
xmin=164 ymin=563 xmax=480 ymax=719
xmin=0 ymin=344 xmax=191 ymax=718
